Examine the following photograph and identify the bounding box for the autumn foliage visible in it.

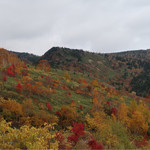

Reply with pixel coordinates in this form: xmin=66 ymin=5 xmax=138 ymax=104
xmin=88 ymin=139 xmax=104 ymax=150
xmin=37 ymin=59 xmax=50 ymax=72
xmin=3 ymin=76 xmax=7 ymax=82
xmin=1 ymin=48 xmax=150 ymax=149
xmin=7 ymin=65 xmax=16 ymax=77
xmin=16 ymin=83 xmax=22 ymax=93
xmin=46 ymin=103 xmax=52 ymax=111
xmin=68 ymin=122 xmax=85 ymax=145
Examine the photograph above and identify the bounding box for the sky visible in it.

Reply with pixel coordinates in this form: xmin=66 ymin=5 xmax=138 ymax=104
xmin=0 ymin=0 xmax=150 ymax=56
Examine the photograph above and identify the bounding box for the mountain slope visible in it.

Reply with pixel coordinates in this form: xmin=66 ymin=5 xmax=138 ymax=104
xmin=10 ymin=47 xmax=150 ymax=96
xmin=105 ymin=49 xmax=150 ymax=96
xmin=41 ymin=47 xmax=117 ymax=81
xmin=1 ymin=48 xmax=150 ymax=149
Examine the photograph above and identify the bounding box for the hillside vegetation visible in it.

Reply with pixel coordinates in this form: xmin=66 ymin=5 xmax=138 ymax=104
xmin=15 ymin=47 xmax=150 ymax=96
xmin=0 ymin=47 xmax=150 ymax=149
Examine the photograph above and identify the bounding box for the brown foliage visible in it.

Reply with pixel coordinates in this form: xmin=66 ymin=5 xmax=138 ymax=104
xmin=37 ymin=59 xmax=50 ymax=72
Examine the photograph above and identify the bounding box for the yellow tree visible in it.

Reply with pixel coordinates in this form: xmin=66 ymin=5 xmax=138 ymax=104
xmin=117 ymin=103 xmax=129 ymax=125
xmin=128 ymin=111 xmax=148 ymax=135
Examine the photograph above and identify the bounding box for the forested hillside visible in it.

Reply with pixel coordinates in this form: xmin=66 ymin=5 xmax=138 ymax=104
xmin=106 ymin=50 xmax=150 ymax=96
xmin=14 ymin=47 xmax=150 ymax=96
xmin=1 ymin=47 xmax=150 ymax=149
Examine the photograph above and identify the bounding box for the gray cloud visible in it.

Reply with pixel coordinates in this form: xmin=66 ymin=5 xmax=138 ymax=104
xmin=0 ymin=0 xmax=150 ymax=55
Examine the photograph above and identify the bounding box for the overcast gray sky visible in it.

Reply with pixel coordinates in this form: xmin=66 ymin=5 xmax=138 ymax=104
xmin=0 ymin=0 xmax=150 ymax=55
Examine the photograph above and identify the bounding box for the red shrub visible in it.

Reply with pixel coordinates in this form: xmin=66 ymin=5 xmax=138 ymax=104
xmin=111 ymin=107 xmax=117 ymax=116
xmin=46 ymin=103 xmax=52 ymax=111
xmin=88 ymin=139 xmax=97 ymax=148
xmin=67 ymin=134 xmax=79 ymax=144
xmin=134 ymin=138 xmax=148 ymax=148
xmin=101 ymin=84 xmax=105 ymax=88
xmin=71 ymin=122 xmax=85 ymax=137
xmin=67 ymin=122 xmax=85 ymax=145
xmin=16 ymin=83 xmax=22 ymax=93
xmin=79 ymin=105 xmax=83 ymax=110
xmin=68 ymin=92 xmax=71 ymax=96
xmin=106 ymin=101 xmax=110 ymax=106
xmin=88 ymin=139 xmax=104 ymax=150
xmin=56 ymin=111 xmax=61 ymax=116
xmin=7 ymin=65 xmax=16 ymax=77
xmin=3 ymin=76 xmax=7 ymax=82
